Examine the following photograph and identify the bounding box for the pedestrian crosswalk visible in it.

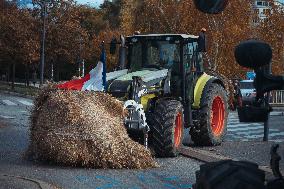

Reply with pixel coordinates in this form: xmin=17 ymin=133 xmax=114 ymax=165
xmin=17 ymin=100 xmax=33 ymax=106
xmin=0 ymin=99 xmax=33 ymax=106
xmin=2 ymin=100 xmax=17 ymax=106
xmin=226 ymin=112 xmax=284 ymax=142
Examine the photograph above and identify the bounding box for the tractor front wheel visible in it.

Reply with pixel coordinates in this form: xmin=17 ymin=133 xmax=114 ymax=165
xmin=150 ymin=99 xmax=184 ymax=157
xmin=191 ymin=83 xmax=228 ymax=146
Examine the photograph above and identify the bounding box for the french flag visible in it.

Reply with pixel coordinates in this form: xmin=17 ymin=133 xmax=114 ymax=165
xmin=57 ymin=49 xmax=107 ymax=91
xmin=56 ymin=61 xmax=105 ymax=91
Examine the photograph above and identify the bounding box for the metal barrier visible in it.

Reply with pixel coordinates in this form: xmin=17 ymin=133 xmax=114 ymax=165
xmin=270 ymin=90 xmax=284 ymax=107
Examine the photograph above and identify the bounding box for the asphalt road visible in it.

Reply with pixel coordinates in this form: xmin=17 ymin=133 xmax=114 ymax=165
xmin=0 ymin=92 xmax=200 ymax=189
xmin=1 ymin=92 xmax=284 ymax=188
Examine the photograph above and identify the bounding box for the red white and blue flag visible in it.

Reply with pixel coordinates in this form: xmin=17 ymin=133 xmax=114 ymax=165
xmin=56 ymin=61 xmax=104 ymax=91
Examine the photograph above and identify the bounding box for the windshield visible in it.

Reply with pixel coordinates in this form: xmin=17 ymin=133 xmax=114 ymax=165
xmin=240 ymin=81 xmax=255 ymax=89
xmin=128 ymin=40 xmax=180 ymax=71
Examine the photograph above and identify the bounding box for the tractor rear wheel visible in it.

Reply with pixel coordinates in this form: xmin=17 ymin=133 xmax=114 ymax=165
xmin=191 ymin=83 xmax=228 ymax=146
xmin=150 ymin=99 xmax=184 ymax=157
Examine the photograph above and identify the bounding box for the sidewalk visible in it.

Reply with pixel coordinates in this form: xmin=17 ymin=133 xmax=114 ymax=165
xmin=14 ymin=82 xmax=40 ymax=88
xmin=0 ymin=81 xmax=40 ymax=98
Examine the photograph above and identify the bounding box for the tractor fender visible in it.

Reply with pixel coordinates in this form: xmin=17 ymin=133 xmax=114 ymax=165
xmin=192 ymin=73 xmax=225 ymax=109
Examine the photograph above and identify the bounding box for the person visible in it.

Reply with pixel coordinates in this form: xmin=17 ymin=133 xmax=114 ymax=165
xmin=198 ymin=28 xmax=212 ymax=70
xmin=233 ymin=80 xmax=243 ymax=109
xmin=198 ymin=28 xmax=207 ymax=52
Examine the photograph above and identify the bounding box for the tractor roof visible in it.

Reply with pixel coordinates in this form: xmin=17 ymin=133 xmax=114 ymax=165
xmin=127 ymin=34 xmax=199 ymax=40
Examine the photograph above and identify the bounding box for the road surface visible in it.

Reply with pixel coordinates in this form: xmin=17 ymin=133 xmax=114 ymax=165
xmin=226 ymin=111 xmax=284 ymax=142
xmin=0 ymin=92 xmax=199 ymax=189
xmin=1 ymin=92 xmax=284 ymax=188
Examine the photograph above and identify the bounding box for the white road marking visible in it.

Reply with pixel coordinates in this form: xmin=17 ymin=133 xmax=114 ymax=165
xmin=228 ymin=116 xmax=239 ymax=119
xmin=234 ymin=129 xmax=278 ymax=135
xmin=270 ymin=112 xmax=284 ymax=116
xmin=228 ymin=126 xmax=265 ymax=132
xmin=0 ymin=115 xmax=15 ymax=119
xmin=269 ymin=132 xmax=284 ymax=137
xmin=271 ymin=139 xmax=284 ymax=142
xmin=2 ymin=100 xmax=16 ymax=106
xmin=245 ymin=132 xmax=284 ymax=139
xmin=18 ymin=100 xmax=33 ymax=106
xmin=227 ymin=123 xmax=261 ymax=128
xmin=227 ymin=120 xmax=240 ymax=123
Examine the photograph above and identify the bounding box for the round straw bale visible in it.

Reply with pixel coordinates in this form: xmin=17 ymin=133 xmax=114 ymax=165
xmin=29 ymin=86 xmax=158 ymax=169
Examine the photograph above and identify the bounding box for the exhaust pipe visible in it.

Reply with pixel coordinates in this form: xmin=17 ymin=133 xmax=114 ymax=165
xmin=119 ymin=35 xmax=126 ymax=70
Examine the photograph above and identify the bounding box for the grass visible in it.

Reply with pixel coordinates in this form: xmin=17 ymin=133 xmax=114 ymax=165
xmin=0 ymin=81 xmax=39 ymax=97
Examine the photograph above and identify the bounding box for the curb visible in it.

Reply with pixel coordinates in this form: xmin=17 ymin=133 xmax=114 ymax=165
xmin=1 ymin=174 xmax=59 ymax=189
xmin=0 ymin=90 xmax=35 ymax=99
xmin=180 ymin=147 xmax=273 ymax=175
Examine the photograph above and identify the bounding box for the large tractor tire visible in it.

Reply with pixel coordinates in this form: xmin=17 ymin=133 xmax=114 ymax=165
xmin=150 ymin=99 xmax=184 ymax=157
xmin=193 ymin=160 xmax=266 ymax=189
xmin=191 ymin=83 xmax=228 ymax=146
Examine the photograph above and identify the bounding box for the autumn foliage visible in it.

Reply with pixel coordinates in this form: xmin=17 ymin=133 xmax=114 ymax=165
xmin=256 ymin=0 xmax=284 ymax=74
xmin=0 ymin=0 xmax=283 ymax=83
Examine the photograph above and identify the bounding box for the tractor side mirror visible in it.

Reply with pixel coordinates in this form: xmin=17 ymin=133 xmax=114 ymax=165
xmin=194 ymin=0 xmax=229 ymax=14
xmin=110 ymin=38 xmax=117 ymax=55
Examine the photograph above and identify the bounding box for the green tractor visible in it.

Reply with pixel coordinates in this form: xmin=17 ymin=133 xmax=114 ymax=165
xmin=106 ymin=34 xmax=228 ymax=157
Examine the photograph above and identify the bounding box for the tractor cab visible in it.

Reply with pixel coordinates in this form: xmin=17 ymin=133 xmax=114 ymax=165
xmin=108 ymin=34 xmax=204 ymax=100
xmin=125 ymin=34 xmax=203 ymax=73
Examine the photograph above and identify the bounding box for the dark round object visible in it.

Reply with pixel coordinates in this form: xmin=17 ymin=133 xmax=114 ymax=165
xmin=190 ymin=83 xmax=228 ymax=146
xmin=266 ymin=178 xmax=284 ymax=189
xmin=193 ymin=160 xmax=266 ymax=189
xmin=235 ymin=40 xmax=272 ymax=69
xmin=150 ymin=99 xmax=184 ymax=157
xmin=194 ymin=0 xmax=229 ymax=14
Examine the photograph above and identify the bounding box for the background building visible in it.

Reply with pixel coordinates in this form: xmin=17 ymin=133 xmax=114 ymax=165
xmin=253 ymin=0 xmax=284 ymax=23
xmin=253 ymin=0 xmax=272 ymax=23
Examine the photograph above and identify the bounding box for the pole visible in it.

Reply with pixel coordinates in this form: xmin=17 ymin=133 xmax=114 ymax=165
xmin=263 ymin=107 xmax=270 ymax=141
xmin=78 ymin=62 xmax=81 ymax=77
xmin=78 ymin=36 xmax=83 ymax=77
xmin=119 ymin=35 xmax=126 ymax=69
xmin=51 ymin=62 xmax=54 ymax=81
xmin=100 ymin=42 xmax=107 ymax=91
xmin=263 ymin=63 xmax=272 ymax=142
xmin=82 ymin=59 xmax=85 ymax=77
xmin=40 ymin=1 xmax=47 ymax=86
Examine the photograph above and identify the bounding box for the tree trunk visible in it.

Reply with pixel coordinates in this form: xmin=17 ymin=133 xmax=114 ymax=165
xmin=11 ymin=63 xmax=15 ymax=90
xmin=25 ymin=67 xmax=28 ymax=86
xmin=7 ymin=66 xmax=10 ymax=82
xmin=27 ymin=65 xmax=30 ymax=87
xmin=25 ymin=64 xmax=30 ymax=87
xmin=56 ymin=62 xmax=60 ymax=82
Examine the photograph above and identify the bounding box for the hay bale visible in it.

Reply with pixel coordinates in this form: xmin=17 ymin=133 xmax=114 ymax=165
xmin=29 ymin=86 xmax=158 ymax=169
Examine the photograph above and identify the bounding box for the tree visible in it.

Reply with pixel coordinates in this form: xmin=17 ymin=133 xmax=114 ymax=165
xmin=131 ymin=0 xmax=254 ymax=78
xmin=256 ymin=0 xmax=284 ymax=74
xmin=0 ymin=1 xmax=39 ymax=88
xmin=1 ymin=0 xmax=122 ymax=83
xmin=100 ymin=0 xmax=122 ymax=29
xmin=32 ymin=0 xmax=92 ymax=80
